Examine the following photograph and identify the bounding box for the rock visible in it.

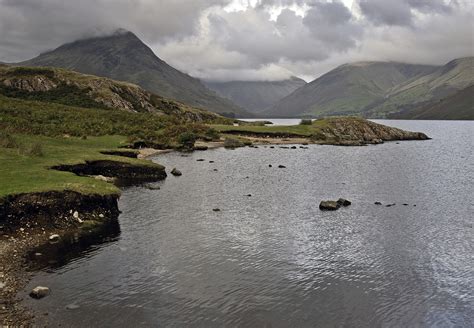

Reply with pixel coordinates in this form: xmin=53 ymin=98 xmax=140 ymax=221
xmin=209 ymin=161 xmax=214 ymax=163
xmin=193 ymin=146 xmax=208 ymax=151
xmin=73 ymin=211 xmax=79 ymax=219
xmin=35 ymin=252 xmax=43 ymax=257
xmin=65 ymin=304 xmax=80 ymax=310
xmin=269 ymin=164 xmax=272 ymax=167
xmin=403 ymin=203 xmax=408 ymax=206
xmin=49 ymin=234 xmax=60 ymax=242
xmin=144 ymin=185 xmax=160 ymax=190
xmin=171 ymin=168 xmax=182 ymax=176
xmin=0 ymin=282 xmax=5 ymax=289
xmin=224 ymin=138 xmax=245 ymax=149
xmin=99 ymin=214 xmax=105 ymax=218
xmin=278 ymin=165 xmax=286 ymax=168
xmin=374 ymin=202 xmax=382 ymax=205
xmin=212 ymin=208 xmax=221 ymax=212
xmin=246 ymin=194 xmax=252 ymax=197
xmin=196 ymin=159 xmax=205 ymax=162
xmin=337 ymin=198 xmax=351 ymax=207
xmin=30 ymin=286 xmax=50 ymax=299
xmin=319 ymin=201 xmax=340 ymax=211
xmin=291 ymin=146 xmax=297 ymax=149
xmin=270 ymin=146 xmax=275 ymax=149
xmin=213 ymin=169 xmax=218 ymax=171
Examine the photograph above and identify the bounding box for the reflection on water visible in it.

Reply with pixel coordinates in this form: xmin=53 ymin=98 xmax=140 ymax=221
xmin=23 ymin=121 xmax=474 ymax=327
xmin=26 ymin=219 xmax=121 ymax=271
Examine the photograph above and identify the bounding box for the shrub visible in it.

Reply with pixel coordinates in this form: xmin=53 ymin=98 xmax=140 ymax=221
xmin=0 ymin=132 xmax=19 ymax=148
xmin=224 ymin=137 xmax=245 ymax=149
xmin=300 ymin=119 xmax=313 ymax=125
xmin=19 ymin=142 xmax=44 ymax=157
xmin=203 ymin=128 xmax=220 ymax=141
xmin=178 ymin=132 xmax=197 ymax=148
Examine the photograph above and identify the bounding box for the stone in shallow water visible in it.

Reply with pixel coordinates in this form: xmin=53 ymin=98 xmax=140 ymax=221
xmin=30 ymin=286 xmax=50 ymax=299
xmin=171 ymin=168 xmax=182 ymax=176
xmin=319 ymin=201 xmax=340 ymax=211
xmin=66 ymin=303 xmax=80 ymax=310
xmin=337 ymin=198 xmax=352 ymax=207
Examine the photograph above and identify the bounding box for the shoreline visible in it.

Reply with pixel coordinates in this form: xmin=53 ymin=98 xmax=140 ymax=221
xmin=0 ymin=159 xmax=166 ymax=325
xmin=0 ymin=119 xmax=430 ymax=325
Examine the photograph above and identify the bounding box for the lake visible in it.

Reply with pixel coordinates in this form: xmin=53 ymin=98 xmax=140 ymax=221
xmin=23 ymin=120 xmax=474 ymax=327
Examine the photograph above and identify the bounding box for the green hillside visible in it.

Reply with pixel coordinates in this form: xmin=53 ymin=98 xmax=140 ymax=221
xmin=266 ymin=62 xmax=437 ymax=117
xmin=390 ymin=84 xmax=474 ymax=120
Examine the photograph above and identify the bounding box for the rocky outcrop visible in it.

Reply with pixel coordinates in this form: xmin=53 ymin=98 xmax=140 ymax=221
xmin=0 ymin=66 xmax=227 ymax=123
xmin=318 ymin=117 xmax=429 ymax=145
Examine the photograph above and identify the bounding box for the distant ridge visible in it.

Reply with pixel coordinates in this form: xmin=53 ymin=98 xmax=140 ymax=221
xmin=266 ymin=61 xmax=438 ymax=118
xmin=205 ymin=77 xmax=306 ymax=114
xmin=21 ymin=30 xmax=250 ymax=117
xmin=390 ymin=84 xmax=474 ymax=120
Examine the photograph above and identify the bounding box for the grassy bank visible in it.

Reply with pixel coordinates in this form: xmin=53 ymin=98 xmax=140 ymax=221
xmin=0 ymin=134 xmax=163 ymax=198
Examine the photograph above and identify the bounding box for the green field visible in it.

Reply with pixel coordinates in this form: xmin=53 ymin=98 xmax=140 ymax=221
xmin=212 ymin=119 xmax=329 ymax=137
xmin=0 ymin=134 xmax=166 ymax=198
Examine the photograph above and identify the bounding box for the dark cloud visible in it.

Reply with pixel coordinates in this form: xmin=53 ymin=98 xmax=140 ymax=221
xmin=0 ymin=0 xmax=472 ymax=81
xmin=358 ymin=0 xmax=455 ymax=26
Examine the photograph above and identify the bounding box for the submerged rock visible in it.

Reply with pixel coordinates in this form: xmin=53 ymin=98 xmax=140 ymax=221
xmin=278 ymin=165 xmax=286 ymax=168
xmin=30 ymin=286 xmax=50 ymax=299
xmin=319 ymin=201 xmax=340 ymax=211
xmin=337 ymin=198 xmax=352 ymax=207
xmin=374 ymin=202 xmax=382 ymax=205
xmin=196 ymin=159 xmax=205 ymax=162
xmin=171 ymin=168 xmax=182 ymax=176
xmin=212 ymin=208 xmax=221 ymax=212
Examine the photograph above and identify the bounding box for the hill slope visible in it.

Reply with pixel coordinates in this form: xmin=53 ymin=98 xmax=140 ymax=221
xmin=390 ymin=84 xmax=474 ymax=120
xmin=266 ymin=62 xmax=437 ymax=117
xmin=205 ymin=77 xmax=306 ymax=114
xmin=0 ymin=66 xmax=228 ymax=122
xmin=368 ymin=57 xmax=474 ymax=116
xmin=21 ymin=30 xmax=249 ymax=117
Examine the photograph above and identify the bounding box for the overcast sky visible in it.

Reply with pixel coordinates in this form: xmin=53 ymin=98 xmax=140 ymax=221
xmin=0 ymin=0 xmax=472 ymax=81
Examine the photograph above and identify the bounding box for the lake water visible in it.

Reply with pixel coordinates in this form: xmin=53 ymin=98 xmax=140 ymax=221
xmin=23 ymin=120 xmax=474 ymax=327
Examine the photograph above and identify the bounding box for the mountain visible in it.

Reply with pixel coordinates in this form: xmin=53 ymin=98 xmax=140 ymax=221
xmin=266 ymin=61 xmax=437 ymax=117
xmin=205 ymin=77 xmax=306 ymax=114
xmin=20 ymin=29 xmax=249 ymax=117
xmin=390 ymin=84 xmax=474 ymax=120
xmin=0 ymin=65 xmax=228 ymax=122
xmin=367 ymin=57 xmax=474 ymax=116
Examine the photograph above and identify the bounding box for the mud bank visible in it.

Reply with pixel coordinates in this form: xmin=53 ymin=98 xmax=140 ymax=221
xmin=51 ymin=160 xmax=167 ymax=185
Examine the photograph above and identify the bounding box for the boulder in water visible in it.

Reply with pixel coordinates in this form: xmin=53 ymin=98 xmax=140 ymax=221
xmin=171 ymin=168 xmax=182 ymax=176
xmin=319 ymin=201 xmax=340 ymax=211
xmin=30 ymin=286 xmax=50 ymax=299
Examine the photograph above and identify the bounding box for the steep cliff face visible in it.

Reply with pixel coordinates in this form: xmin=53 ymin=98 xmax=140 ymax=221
xmin=0 ymin=66 xmax=225 ymax=122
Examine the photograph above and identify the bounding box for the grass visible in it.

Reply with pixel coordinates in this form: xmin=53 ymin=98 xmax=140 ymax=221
xmin=0 ymin=134 xmax=163 ymax=198
xmin=0 ymin=94 xmax=222 ymax=147
xmin=211 ymin=119 xmax=330 ymax=137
